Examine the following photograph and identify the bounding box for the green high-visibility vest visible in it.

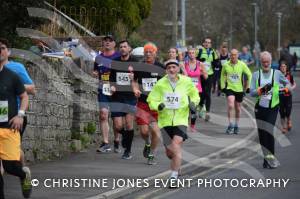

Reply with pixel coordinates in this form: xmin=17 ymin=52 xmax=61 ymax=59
xmin=256 ymin=69 xmax=279 ymax=108
xmin=198 ymin=48 xmax=217 ymax=76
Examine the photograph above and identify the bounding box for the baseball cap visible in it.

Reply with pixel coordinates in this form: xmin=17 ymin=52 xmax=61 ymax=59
xmin=103 ymin=34 xmax=115 ymax=41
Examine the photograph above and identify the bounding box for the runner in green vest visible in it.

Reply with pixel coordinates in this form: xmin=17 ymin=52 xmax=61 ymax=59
xmin=220 ymin=49 xmax=252 ymax=134
xmin=197 ymin=37 xmax=219 ymax=121
xmin=250 ymin=51 xmax=291 ymax=169
xmin=147 ymin=59 xmax=200 ymax=186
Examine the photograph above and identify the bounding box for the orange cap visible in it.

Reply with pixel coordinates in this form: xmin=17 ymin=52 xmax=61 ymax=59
xmin=144 ymin=42 xmax=158 ymax=53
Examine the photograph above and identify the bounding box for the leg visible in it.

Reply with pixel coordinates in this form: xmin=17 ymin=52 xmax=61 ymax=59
xmin=168 ymin=136 xmax=183 ymax=172
xmin=227 ymin=95 xmax=235 ymax=125
xmin=0 ymin=160 xmax=4 ymax=199
xmin=149 ymin=122 xmax=161 ymax=154
xmin=234 ymin=101 xmax=242 ymax=126
xmin=100 ymin=107 xmax=110 ymax=144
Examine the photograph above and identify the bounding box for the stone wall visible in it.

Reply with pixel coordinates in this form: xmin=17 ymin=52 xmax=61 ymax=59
xmin=22 ymin=56 xmax=99 ymax=162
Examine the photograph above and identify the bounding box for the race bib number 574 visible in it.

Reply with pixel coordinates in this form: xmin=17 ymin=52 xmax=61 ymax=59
xmin=164 ymin=93 xmax=181 ymax=109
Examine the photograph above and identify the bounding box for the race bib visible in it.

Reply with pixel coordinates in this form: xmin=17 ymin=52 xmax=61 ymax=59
xmin=101 ymin=74 xmax=110 ymax=81
xmin=142 ymin=78 xmax=157 ymax=92
xmin=116 ymin=72 xmax=130 ymax=85
xmin=191 ymin=77 xmax=199 ymax=85
xmin=229 ymin=74 xmax=240 ymax=83
xmin=164 ymin=93 xmax=181 ymax=109
xmin=221 ymin=60 xmax=227 ymax=66
xmin=259 ymin=93 xmax=272 ymax=108
xmin=0 ymin=101 xmax=8 ymax=123
xmin=102 ymin=84 xmax=112 ymax=96
xmin=204 ymin=62 xmax=211 ymax=71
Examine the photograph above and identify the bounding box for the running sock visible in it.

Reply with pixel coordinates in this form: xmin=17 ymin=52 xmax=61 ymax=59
xmin=125 ymin=129 xmax=134 ymax=153
xmin=170 ymin=171 xmax=178 ymax=179
xmin=2 ymin=160 xmax=26 ymax=180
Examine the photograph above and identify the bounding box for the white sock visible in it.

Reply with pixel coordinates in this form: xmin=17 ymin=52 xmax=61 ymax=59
xmin=170 ymin=171 xmax=178 ymax=179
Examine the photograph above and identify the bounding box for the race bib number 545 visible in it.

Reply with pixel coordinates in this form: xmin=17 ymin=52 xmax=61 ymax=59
xmin=0 ymin=101 xmax=8 ymax=122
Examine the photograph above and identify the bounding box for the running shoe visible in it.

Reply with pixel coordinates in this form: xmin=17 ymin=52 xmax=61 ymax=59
xmin=21 ymin=167 xmax=32 ymax=198
xmin=143 ymin=144 xmax=151 ymax=158
xmin=226 ymin=124 xmax=234 ymax=134
xmin=122 ymin=151 xmax=132 ymax=160
xmin=147 ymin=154 xmax=157 ymax=165
xmin=264 ymin=154 xmax=279 ymax=169
xmin=233 ymin=126 xmax=239 ymax=134
xmin=205 ymin=113 xmax=210 ymax=122
xmin=114 ymin=141 xmax=121 ymax=153
xmin=96 ymin=143 xmax=111 ymax=153
xmin=189 ymin=124 xmax=197 ymax=133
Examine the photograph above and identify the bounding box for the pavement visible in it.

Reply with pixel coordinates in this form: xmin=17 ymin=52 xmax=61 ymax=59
xmin=4 ymin=93 xmax=257 ymax=199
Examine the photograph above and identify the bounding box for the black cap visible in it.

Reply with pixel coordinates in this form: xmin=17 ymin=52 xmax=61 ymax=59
xmin=103 ymin=34 xmax=115 ymax=41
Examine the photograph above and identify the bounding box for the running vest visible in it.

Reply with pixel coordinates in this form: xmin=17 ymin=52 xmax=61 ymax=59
xmin=184 ymin=60 xmax=202 ymax=93
xmin=197 ymin=48 xmax=216 ymax=76
xmin=256 ymin=69 xmax=279 ymax=108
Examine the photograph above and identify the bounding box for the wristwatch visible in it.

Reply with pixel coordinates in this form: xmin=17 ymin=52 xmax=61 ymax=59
xmin=18 ymin=110 xmax=26 ymax=117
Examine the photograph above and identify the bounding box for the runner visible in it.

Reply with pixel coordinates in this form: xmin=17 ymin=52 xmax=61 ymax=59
xmin=197 ymin=37 xmax=219 ymax=121
xmin=110 ymin=40 xmax=138 ymax=159
xmin=221 ymin=49 xmax=252 ymax=134
xmin=131 ymin=42 xmax=165 ymax=165
xmin=93 ymin=35 xmax=121 ymax=153
xmin=183 ymin=47 xmax=207 ymax=132
xmin=250 ymin=51 xmax=291 ymax=169
xmin=0 ymin=39 xmax=32 ymax=198
xmin=239 ymin=46 xmax=254 ymax=67
xmin=218 ymin=44 xmax=230 ymax=96
xmin=0 ymin=38 xmax=36 ymax=168
xmin=278 ymin=61 xmax=296 ymax=134
xmin=147 ymin=59 xmax=200 ymax=186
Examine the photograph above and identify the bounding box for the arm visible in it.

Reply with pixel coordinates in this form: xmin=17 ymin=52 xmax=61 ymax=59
xmin=24 ymin=84 xmax=36 ymax=95
xmin=250 ymin=72 xmax=259 ymax=97
xmin=220 ymin=65 xmax=226 ymax=90
xmin=243 ymin=63 xmax=252 ymax=89
xmin=188 ymin=79 xmax=200 ymax=105
xmin=147 ymin=83 xmax=162 ymax=111
xmin=200 ymin=62 xmax=208 ymax=79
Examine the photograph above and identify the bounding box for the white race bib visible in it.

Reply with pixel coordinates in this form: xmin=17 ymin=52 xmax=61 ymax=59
xmin=116 ymin=72 xmax=130 ymax=85
xmin=102 ymin=84 xmax=112 ymax=96
xmin=221 ymin=60 xmax=227 ymax=66
xmin=191 ymin=77 xmax=199 ymax=85
xmin=142 ymin=78 xmax=157 ymax=92
xmin=0 ymin=101 xmax=8 ymax=123
xmin=164 ymin=93 xmax=181 ymax=109
xmin=228 ymin=73 xmax=240 ymax=83
xmin=204 ymin=62 xmax=211 ymax=71
xmin=259 ymin=93 xmax=272 ymax=108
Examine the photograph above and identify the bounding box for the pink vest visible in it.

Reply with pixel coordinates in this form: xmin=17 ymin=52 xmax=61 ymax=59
xmin=185 ymin=60 xmax=202 ymax=93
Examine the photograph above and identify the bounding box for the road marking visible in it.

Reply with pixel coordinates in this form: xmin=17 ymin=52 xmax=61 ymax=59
xmin=85 ymin=99 xmax=256 ymax=199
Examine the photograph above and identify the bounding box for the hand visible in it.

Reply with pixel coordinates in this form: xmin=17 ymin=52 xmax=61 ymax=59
xmin=9 ymin=116 xmax=24 ymax=131
xmin=158 ymin=103 xmax=165 ymax=111
xmin=133 ymin=89 xmax=141 ymax=98
xmin=261 ymin=83 xmax=272 ymax=94
xmin=110 ymin=86 xmax=116 ymax=93
xmin=189 ymin=102 xmax=196 ymax=112
xmin=92 ymin=71 xmax=99 ymax=78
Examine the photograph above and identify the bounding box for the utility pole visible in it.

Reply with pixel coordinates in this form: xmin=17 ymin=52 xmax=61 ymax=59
xmin=276 ymin=12 xmax=282 ymax=59
xmin=181 ymin=0 xmax=186 ymax=47
xmin=252 ymin=2 xmax=259 ymax=67
xmin=172 ymin=0 xmax=178 ymax=46
xmin=229 ymin=9 xmax=233 ymax=50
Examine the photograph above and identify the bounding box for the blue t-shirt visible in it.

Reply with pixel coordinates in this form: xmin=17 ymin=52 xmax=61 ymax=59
xmin=238 ymin=53 xmax=253 ymax=65
xmin=5 ymin=61 xmax=34 ymax=109
xmin=93 ymin=51 xmax=121 ymax=90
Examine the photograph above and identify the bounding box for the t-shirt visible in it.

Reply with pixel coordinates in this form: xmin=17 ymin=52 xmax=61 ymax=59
xmin=5 ymin=61 xmax=34 ymax=109
xmin=134 ymin=61 xmax=165 ymax=102
xmin=239 ymin=53 xmax=253 ymax=66
xmin=0 ymin=67 xmax=25 ymax=128
xmin=110 ymin=56 xmax=138 ymax=101
xmin=93 ymin=51 xmax=121 ymax=90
